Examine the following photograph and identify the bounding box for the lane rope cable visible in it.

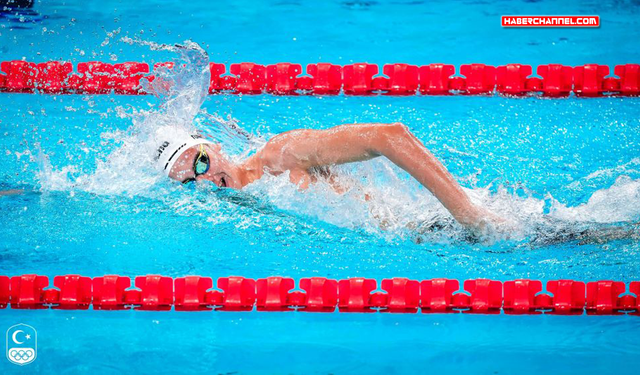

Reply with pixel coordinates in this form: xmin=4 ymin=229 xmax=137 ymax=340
xmin=0 ymin=61 xmax=639 ymax=97
xmin=1 ymin=274 xmax=639 ymax=314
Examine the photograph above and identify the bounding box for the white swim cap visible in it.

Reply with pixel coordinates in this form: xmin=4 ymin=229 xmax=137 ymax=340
xmin=154 ymin=129 xmax=214 ymax=176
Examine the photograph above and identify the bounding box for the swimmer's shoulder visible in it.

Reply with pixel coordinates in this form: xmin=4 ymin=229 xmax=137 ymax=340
xmin=258 ymin=130 xmax=314 ymax=170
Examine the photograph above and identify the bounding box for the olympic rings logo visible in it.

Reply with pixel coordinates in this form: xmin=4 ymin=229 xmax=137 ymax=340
xmin=6 ymin=324 xmax=37 ymax=365
xmin=9 ymin=349 xmax=34 ymax=361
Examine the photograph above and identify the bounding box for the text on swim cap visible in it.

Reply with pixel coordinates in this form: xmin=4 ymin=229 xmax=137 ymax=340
xmin=155 ymin=141 xmax=170 ymax=161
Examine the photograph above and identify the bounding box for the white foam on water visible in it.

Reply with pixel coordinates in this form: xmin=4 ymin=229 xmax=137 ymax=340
xmin=550 ymin=175 xmax=640 ymax=223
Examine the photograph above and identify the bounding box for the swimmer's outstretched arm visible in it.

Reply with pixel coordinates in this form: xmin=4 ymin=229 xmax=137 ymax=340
xmin=265 ymin=123 xmax=498 ymax=231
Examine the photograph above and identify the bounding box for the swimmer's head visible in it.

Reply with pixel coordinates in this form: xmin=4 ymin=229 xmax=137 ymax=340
xmin=154 ymin=129 xmax=241 ymax=188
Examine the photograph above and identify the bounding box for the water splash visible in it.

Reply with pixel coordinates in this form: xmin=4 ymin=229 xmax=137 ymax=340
xmin=36 ymin=40 xmax=253 ymax=198
xmin=550 ymin=175 xmax=640 ymax=223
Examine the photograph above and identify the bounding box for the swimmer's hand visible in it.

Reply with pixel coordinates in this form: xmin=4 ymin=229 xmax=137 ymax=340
xmin=461 ymin=206 xmax=517 ymax=239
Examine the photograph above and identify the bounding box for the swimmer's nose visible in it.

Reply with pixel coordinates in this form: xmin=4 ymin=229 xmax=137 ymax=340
xmin=196 ymin=174 xmax=226 ymax=188
xmin=195 ymin=174 xmax=214 ymax=183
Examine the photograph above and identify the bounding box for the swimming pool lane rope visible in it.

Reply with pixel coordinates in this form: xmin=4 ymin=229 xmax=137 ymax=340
xmin=1 ymin=61 xmax=639 ymax=97
xmin=1 ymin=275 xmax=639 ymax=314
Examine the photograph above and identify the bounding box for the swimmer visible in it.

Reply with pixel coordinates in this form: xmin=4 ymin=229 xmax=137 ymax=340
xmin=155 ymin=122 xmax=505 ymax=235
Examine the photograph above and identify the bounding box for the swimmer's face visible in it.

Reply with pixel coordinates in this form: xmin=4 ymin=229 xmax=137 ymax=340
xmin=168 ymin=143 xmax=240 ymax=188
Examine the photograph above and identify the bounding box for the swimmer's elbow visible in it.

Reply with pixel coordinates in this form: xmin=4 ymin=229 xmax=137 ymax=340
xmin=372 ymin=122 xmax=412 ymax=152
xmin=384 ymin=122 xmax=411 ymax=137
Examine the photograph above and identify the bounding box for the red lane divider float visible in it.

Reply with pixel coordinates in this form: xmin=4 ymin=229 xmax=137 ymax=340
xmin=1 ymin=61 xmax=640 ymax=97
xmin=1 ymin=275 xmax=639 ymax=314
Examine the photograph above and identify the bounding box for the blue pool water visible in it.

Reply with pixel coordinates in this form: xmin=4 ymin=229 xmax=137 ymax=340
xmin=1 ymin=0 xmax=640 ymax=373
